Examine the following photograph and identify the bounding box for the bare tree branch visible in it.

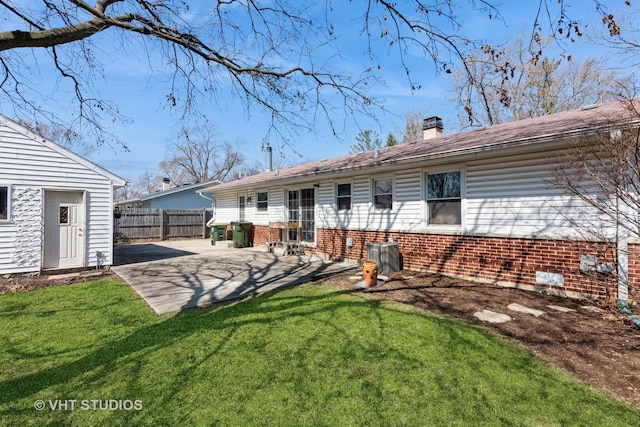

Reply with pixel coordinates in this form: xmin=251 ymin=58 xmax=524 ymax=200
xmin=0 ymin=1 xmax=622 ymax=149
xmin=160 ymin=122 xmax=247 ymax=184
xmin=451 ymin=36 xmax=628 ymax=128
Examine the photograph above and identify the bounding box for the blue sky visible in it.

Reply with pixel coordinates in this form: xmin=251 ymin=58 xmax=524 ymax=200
xmin=5 ymin=1 xmax=624 ymax=183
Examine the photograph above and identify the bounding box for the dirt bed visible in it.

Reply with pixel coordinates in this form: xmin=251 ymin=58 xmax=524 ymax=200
xmin=0 ymin=271 xmax=109 ymax=294
xmin=320 ymin=270 xmax=640 ymax=407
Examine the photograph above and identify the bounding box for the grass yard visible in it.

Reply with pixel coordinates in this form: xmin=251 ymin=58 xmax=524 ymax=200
xmin=0 ymin=278 xmax=638 ymax=426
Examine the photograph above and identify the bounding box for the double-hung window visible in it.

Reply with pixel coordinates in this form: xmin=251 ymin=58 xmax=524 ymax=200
xmin=427 ymin=171 xmax=461 ymax=225
xmin=337 ymin=183 xmax=351 ymax=211
xmin=0 ymin=186 xmax=9 ymax=221
xmin=256 ymin=191 xmax=268 ymax=212
xmin=373 ymin=178 xmax=393 ymax=210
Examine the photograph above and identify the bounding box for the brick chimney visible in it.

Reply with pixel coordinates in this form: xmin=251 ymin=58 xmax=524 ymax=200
xmin=162 ymin=177 xmax=171 ymax=191
xmin=422 ymin=116 xmax=443 ymax=140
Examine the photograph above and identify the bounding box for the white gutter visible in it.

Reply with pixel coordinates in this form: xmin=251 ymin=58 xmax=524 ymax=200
xmin=196 ymin=190 xmax=214 ymax=202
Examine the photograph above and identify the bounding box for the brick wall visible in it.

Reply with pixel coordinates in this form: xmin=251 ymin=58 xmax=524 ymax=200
xmin=313 ymin=228 xmax=630 ymax=301
xmin=251 ymin=224 xmax=637 ymax=302
xmin=253 ymin=225 xmax=270 ymax=245
xmin=252 ymin=225 xmax=298 ymax=245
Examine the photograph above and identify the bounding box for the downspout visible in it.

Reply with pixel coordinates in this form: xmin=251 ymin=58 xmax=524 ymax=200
xmin=197 ymin=191 xmax=217 ymax=227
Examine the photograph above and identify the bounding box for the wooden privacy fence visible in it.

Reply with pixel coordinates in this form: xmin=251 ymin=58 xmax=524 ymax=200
xmin=114 ymin=208 xmax=213 ymax=241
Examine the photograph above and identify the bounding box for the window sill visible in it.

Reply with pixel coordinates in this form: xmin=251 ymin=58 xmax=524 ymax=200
xmin=426 ymin=224 xmax=464 ymax=231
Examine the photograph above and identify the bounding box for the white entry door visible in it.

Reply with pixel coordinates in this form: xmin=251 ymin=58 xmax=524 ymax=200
xmin=44 ymin=191 xmax=85 ymax=269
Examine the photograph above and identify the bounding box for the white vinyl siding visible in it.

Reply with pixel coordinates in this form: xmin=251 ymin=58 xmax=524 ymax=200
xmin=212 ymin=190 xmax=238 ymax=223
xmin=215 ymin=187 xmax=286 ymax=226
xmin=316 ymin=180 xmax=332 ymax=227
xmin=395 ymin=169 xmax=422 ymax=229
xmin=353 ymin=176 xmax=370 ymax=204
xmin=351 ymin=176 xmax=370 ymax=229
xmin=267 ymin=188 xmax=285 ymax=223
xmin=465 ymin=150 xmax=610 ymax=238
xmin=317 ymin=180 xmax=334 ymax=207
xmin=212 ymin=146 xmax=609 ymax=240
xmin=0 ymin=120 xmax=122 ymax=274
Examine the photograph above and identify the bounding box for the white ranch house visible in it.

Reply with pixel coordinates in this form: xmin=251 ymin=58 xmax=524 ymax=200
xmin=0 ymin=116 xmax=125 ymax=275
xmin=205 ymin=100 xmax=640 ymax=304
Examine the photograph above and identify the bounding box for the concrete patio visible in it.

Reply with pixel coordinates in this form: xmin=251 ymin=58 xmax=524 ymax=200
xmin=112 ymin=239 xmax=356 ymax=315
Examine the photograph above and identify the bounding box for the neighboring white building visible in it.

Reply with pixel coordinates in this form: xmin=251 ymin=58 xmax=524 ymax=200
xmin=203 ymin=100 xmax=640 ymax=303
xmin=0 ymin=116 xmax=126 ymax=274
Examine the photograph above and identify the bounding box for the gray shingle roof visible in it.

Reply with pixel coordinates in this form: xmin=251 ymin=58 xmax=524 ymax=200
xmin=210 ymin=99 xmax=639 ymax=192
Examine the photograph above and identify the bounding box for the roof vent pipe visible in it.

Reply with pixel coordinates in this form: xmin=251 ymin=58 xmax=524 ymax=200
xmin=422 ymin=116 xmax=443 ymax=140
xmin=265 ymin=144 xmax=273 ymax=172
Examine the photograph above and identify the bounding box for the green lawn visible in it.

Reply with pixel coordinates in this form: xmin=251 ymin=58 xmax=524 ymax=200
xmin=0 ymin=278 xmax=638 ymax=426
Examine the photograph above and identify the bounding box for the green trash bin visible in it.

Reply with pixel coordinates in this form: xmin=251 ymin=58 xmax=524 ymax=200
xmin=210 ymin=224 xmax=227 ymax=246
xmin=231 ymin=222 xmax=253 ymax=248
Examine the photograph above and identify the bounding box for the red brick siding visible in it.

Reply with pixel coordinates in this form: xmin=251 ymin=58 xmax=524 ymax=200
xmin=313 ymin=228 xmax=628 ymax=301
xmin=224 ymin=225 xmax=232 ymax=240
xmin=253 ymin=225 xmax=270 ymax=246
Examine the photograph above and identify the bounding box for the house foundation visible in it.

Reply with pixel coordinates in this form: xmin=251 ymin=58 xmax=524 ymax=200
xmin=316 ymin=228 xmax=640 ymax=302
xmin=251 ymin=225 xmax=639 ymax=302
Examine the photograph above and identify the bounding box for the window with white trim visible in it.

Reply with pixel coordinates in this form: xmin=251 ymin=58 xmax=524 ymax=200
xmin=373 ymin=177 xmax=393 ymax=210
xmin=256 ymin=191 xmax=268 ymax=212
xmin=427 ymin=171 xmax=461 ymax=225
xmin=336 ymin=183 xmax=351 ymax=211
xmin=0 ymin=186 xmax=9 ymax=221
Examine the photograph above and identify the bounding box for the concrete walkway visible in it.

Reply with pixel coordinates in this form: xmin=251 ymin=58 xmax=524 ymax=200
xmin=112 ymin=239 xmax=356 ymax=315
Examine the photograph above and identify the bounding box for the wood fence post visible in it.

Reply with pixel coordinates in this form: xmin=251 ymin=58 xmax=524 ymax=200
xmin=160 ymin=209 xmax=165 ymax=240
xmin=202 ymin=208 xmax=207 ymax=239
